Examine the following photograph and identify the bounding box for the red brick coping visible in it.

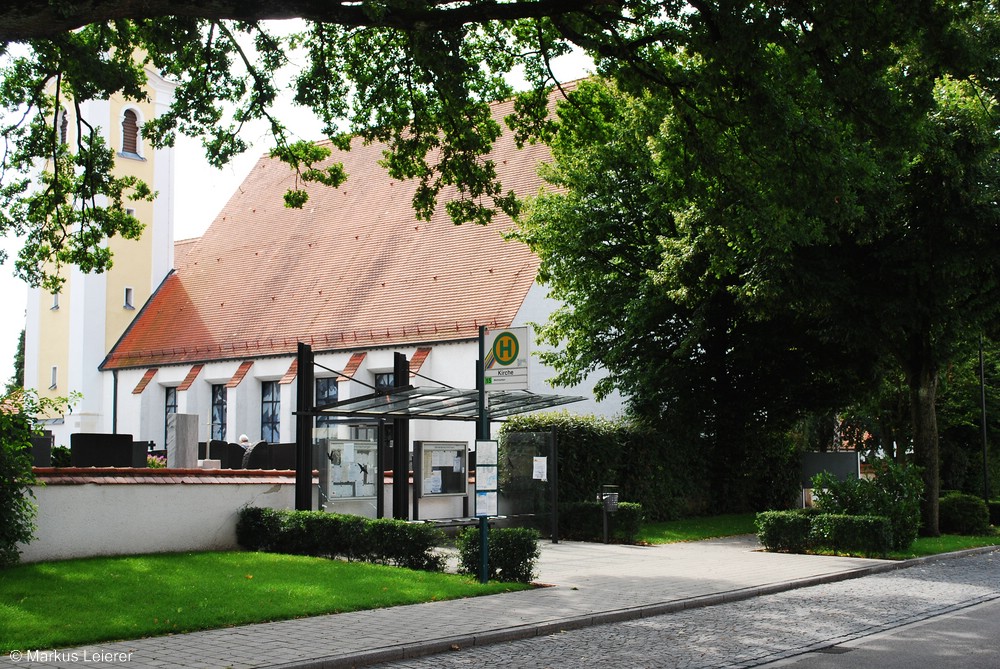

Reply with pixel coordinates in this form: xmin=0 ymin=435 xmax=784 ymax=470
xmin=32 ymin=467 xmax=315 ymax=485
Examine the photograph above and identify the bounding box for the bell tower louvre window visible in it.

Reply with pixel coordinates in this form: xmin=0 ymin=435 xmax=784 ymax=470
xmin=121 ymin=109 xmax=140 ymax=157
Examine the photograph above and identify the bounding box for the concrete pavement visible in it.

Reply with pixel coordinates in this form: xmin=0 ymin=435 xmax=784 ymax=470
xmin=3 ymin=536 xmax=993 ymax=669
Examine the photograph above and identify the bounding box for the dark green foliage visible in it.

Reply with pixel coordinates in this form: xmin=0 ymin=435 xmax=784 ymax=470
xmin=234 ymin=506 xmax=282 ymax=552
xmin=502 ymin=412 xmax=799 ymax=520
xmin=0 ymin=409 xmax=35 ymax=568
xmin=456 ymin=526 xmax=540 ymax=583
xmin=557 ymin=501 xmax=644 ymax=543
xmin=755 ymin=510 xmax=813 ymax=553
xmin=990 ymin=501 xmax=1000 ymax=527
xmin=757 ymin=510 xmax=892 ymax=556
xmin=813 ymin=460 xmax=923 ymax=550
xmin=501 ymin=414 xmax=705 ymax=521
xmin=938 ymin=493 xmax=992 ymax=536
xmin=809 ymin=514 xmax=892 ymax=558
xmin=50 ymin=446 xmax=71 ymax=467
xmin=235 ymin=508 xmax=445 ymax=572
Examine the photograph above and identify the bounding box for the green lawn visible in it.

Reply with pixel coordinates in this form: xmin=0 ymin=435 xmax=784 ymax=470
xmin=888 ymin=533 xmax=1000 ymax=560
xmin=0 ymin=551 xmax=529 ymax=653
xmin=638 ymin=513 xmax=758 ymax=544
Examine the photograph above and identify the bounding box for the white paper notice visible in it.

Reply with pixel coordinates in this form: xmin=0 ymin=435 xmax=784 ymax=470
xmin=476 ymin=491 xmax=498 ymax=516
xmin=428 ymin=469 xmax=442 ymax=494
xmin=532 ymin=457 xmax=548 ymax=481
xmin=476 ymin=440 xmax=498 ymax=465
xmin=476 ymin=465 xmax=498 ymax=491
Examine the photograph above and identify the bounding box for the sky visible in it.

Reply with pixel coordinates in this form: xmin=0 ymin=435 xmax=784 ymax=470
xmin=0 ymin=46 xmax=591 ymax=389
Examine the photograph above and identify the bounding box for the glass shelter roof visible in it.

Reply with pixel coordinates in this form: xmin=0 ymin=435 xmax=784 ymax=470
xmin=315 ymin=386 xmax=585 ymax=422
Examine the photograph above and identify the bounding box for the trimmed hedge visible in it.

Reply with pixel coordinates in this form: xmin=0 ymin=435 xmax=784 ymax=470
xmin=756 ymin=509 xmax=891 ymax=557
xmin=557 ymin=501 xmax=644 ymax=543
xmin=755 ymin=510 xmax=812 ymax=553
xmin=236 ymin=507 xmax=445 ymax=571
xmin=812 ymin=460 xmax=922 ymax=551
xmin=457 ymin=526 xmax=540 ymax=583
xmin=809 ymin=514 xmax=892 ymax=558
xmin=939 ymin=493 xmax=992 ymax=536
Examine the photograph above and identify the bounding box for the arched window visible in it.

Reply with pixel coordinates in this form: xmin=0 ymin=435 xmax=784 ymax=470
xmin=58 ymin=109 xmax=68 ymax=145
xmin=121 ymin=109 xmax=140 ymax=156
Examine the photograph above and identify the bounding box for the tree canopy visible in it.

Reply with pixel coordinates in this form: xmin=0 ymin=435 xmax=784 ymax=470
xmin=515 ymin=3 xmax=1000 ymax=531
xmin=2 ymin=1 xmax=999 ymax=530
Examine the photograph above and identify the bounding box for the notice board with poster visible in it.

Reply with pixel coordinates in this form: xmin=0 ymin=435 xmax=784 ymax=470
xmin=414 ymin=441 xmax=468 ymax=497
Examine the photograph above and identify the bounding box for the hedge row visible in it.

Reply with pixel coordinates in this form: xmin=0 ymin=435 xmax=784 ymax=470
xmin=558 ymin=501 xmax=644 ymax=543
xmin=939 ymin=493 xmax=992 ymax=535
xmin=236 ymin=507 xmax=446 ymax=571
xmin=756 ymin=510 xmax=892 ymax=558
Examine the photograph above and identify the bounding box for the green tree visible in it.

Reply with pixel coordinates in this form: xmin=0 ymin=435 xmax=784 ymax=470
xmin=1 ymin=2 xmax=997 ymax=532
xmin=516 ymin=80 xmax=872 ymax=511
xmin=0 ymin=388 xmax=71 ymax=567
xmin=4 ymin=328 xmax=24 ymax=394
xmin=520 ymin=6 xmax=1000 ymax=533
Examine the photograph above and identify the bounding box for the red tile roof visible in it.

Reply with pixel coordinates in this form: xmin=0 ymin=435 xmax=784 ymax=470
xmin=33 ymin=467 xmax=314 ymax=485
xmin=278 ymin=358 xmax=298 ymax=385
xmin=343 ymin=351 xmax=367 ymax=378
xmin=101 ymin=91 xmax=560 ymax=370
xmin=177 ymin=364 xmax=203 ymax=391
xmin=132 ymin=368 xmax=158 ymax=394
xmin=226 ymin=360 xmax=254 ymax=388
xmin=409 ymin=347 xmax=432 ymax=378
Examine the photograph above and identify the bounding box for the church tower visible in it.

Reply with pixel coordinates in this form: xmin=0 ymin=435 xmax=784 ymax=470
xmin=23 ymin=66 xmax=177 ymax=446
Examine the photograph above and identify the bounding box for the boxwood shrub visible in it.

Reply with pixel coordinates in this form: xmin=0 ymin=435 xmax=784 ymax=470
xmin=809 ymin=513 xmax=892 ymax=557
xmin=457 ymin=526 xmax=540 ymax=583
xmin=236 ymin=507 xmax=445 ymax=571
xmin=939 ymin=493 xmax=992 ymax=536
xmin=755 ymin=510 xmax=812 ymax=553
xmin=557 ymin=500 xmax=644 ymax=543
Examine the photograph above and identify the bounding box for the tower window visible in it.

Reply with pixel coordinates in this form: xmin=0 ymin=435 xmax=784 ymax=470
xmin=59 ymin=109 xmax=69 ymax=144
xmin=50 ymin=292 xmax=59 ymax=310
xmin=121 ymin=109 xmax=140 ymax=157
xmin=124 ymin=287 xmax=135 ymax=310
xmin=49 ymin=366 xmax=58 ymax=390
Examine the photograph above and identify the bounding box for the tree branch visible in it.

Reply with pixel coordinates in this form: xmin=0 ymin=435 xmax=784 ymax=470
xmin=0 ymin=0 xmax=606 ymax=41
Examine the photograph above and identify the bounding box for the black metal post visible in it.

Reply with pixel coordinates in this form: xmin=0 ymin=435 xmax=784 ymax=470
xmin=980 ymin=334 xmax=991 ymax=502
xmin=295 ymin=342 xmax=314 ymax=510
xmin=392 ymin=352 xmax=410 ymax=519
xmin=477 ymin=325 xmax=489 ymax=583
xmin=377 ymin=417 xmax=386 ymax=519
xmin=550 ymin=426 xmax=559 ymax=544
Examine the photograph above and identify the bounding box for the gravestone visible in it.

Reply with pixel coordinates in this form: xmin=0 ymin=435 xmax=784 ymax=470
xmin=166 ymin=413 xmax=198 ymax=468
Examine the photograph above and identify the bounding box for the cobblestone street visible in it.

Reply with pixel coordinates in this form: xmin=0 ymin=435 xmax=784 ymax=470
xmin=370 ymin=551 xmax=1000 ymax=669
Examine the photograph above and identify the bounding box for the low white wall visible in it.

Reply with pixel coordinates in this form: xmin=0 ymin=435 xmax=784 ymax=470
xmin=18 ymin=476 xmax=477 ymax=563
xmin=18 ymin=480 xmax=299 ymax=563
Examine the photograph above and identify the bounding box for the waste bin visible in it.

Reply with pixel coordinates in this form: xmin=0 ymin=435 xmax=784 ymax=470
xmin=600 ymin=484 xmax=620 ymax=543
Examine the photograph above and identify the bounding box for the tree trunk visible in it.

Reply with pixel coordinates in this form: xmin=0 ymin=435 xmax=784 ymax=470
xmin=907 ymin=357 xmax=940 ymax=536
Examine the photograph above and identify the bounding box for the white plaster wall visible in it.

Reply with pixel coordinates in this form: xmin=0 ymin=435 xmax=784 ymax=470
xmin=18 ymin=482 xmax=300 ymax=563
xmin=513 ymin=281 xmax=625 ymax=418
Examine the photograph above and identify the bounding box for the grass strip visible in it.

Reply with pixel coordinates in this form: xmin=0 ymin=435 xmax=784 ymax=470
xmin=0 ymin=551 xmax=529 ymax=653
xmin=638 ymin=513 xmax=757 ymax=544
xmin=887 ymin=533 xmax=1000 ymax=560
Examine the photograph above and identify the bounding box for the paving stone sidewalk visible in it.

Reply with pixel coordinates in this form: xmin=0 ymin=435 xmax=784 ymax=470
xmin=3 ymin=536 xmax=975 ymax=669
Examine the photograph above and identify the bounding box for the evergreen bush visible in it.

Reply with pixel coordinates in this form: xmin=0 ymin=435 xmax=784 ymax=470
xmin=809 ymin=513 xmax=892 ymax=557
xmin=755 ymin=510 xmax=812 ymax=553
xmin=457 ymin=526 xmax=540 ymax=583
xmin=939 ymin=493 xmax=992 ymax=535
xmin=556 ymin=500 xmax=644 ymax=543
xmin=812 ymin=459 xmax=923 ymax=550
xmin=236 ymin=508 xmax=445 ymax=571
